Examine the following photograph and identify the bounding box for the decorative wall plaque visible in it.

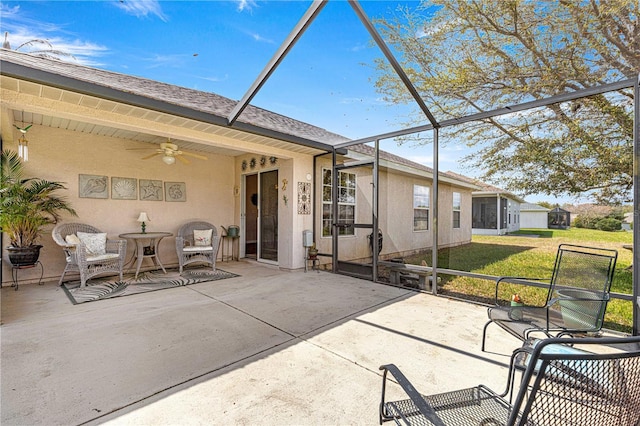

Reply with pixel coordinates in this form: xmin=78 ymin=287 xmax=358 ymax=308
xmin=111 ymin=177 xmax=137 ymax=200
xmin=139 ymin=179 xmax=163 ymax=201
xmin=79 ymin=174 xmax=108 ymax=199
xmin=298 ymin=182 xmax=311 ymax=215
xmin=165 ymin=181 xmax=186 ymax=202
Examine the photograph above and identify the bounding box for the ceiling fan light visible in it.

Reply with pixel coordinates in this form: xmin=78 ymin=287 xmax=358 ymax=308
xmin=162 ymin=155 xmax=176 ymax=165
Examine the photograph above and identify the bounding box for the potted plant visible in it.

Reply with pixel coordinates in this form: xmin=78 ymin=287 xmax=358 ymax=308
xmin=308 ymin=243 xmax=318 ymax=259
xmin=0 ymin=150 xmax=77 ymax=266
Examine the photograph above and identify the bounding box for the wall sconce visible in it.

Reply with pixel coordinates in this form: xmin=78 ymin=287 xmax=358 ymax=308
xmin=137 ymin=212 xmax=150 ymax=234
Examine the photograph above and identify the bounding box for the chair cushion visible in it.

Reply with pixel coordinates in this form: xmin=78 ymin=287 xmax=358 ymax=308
xmin=194 ymin=229 xmax=213 ymax=246
xmin=65 ymin=234 xmax=81 ymax=245
xmin=86 ymin=253 xmax=120 ymax=262
xmin=183 ymin=246 xmax=213 ymax=252
xmin=77 ymin=232 xmax=107 ymax=255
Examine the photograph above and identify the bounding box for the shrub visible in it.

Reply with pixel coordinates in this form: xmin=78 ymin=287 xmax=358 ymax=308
xmin=574 ymin=215 xmax=600 ymax=229
xmin=595 ymin=218 xmax=622 ymax=232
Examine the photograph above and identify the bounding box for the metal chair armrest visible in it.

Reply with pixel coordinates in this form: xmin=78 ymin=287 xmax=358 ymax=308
xmin=379 ymin=364 xmax=446 ymax=426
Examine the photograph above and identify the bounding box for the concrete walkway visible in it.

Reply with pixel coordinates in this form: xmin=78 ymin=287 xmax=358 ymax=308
xmin=1 ymin=261 xmax=520 ymax=425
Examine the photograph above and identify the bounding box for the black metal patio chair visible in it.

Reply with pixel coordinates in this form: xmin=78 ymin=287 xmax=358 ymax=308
xmin=481 ymin=244 xmax=618 ymax=352
xmin=379 ymin=336 xmax=640 ymax=426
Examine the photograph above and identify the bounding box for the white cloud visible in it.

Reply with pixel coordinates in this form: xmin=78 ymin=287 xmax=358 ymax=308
xmin=236 ymin=0 xmax=258 ymax=13
xmin=249 ymin=32 xmax=274 ymax=44
xmin=0 ymin=2 xmax=109 ymax=64
xmin=114 ymin=0 xmax=167 ymax=22
xmin=200 ymin=74 xmax=229 ymax=83
xmin=142 ymin=53 xmax=192 ymax=69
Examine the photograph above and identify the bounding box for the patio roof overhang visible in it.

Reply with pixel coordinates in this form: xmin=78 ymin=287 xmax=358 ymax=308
xmin=0 ymin=57 xmax=342 ymax=158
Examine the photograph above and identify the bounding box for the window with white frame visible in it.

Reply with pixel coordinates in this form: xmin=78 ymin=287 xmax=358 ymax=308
xmin=413 ymin=185 xmax=429 ymax=231
xmin=453 ymin=192 xmax=461 ymax=228
xmin=322 ymin=168 xmax=356 ymax=237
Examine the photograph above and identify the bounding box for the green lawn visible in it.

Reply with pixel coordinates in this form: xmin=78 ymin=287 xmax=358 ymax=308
xmin=402 ymin=228 xmax=634 ymax=333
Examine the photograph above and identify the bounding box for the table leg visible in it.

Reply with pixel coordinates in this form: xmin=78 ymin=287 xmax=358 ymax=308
xmin=135 ymin=240 xmax=144 ymax=279
xmin=10 ymin=261 xmax=43 ymax=290
xmin=153 ymin=238 xmax=167 ymax=273
xmin=37 ymin=261 xmax=44 ymax=285
xmin=11 ymin=267 xmax=19 ymax=290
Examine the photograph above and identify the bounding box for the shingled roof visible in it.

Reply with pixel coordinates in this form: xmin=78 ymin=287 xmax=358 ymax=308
xmin=445 ymin=171 xmax=525 ymax=202
xmin=349 ymin=144 xmax=475 ymax=186
xmin=0 ymin=50 xmax=477 ymax=189
xmin=0 ymin=49 xmax=349 ymax=148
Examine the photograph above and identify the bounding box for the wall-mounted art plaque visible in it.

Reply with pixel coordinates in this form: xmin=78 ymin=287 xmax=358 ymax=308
xmin=111 ymin=177 xmax=138 ymax=200
xmin=298 ymin=182 xmax=311 ymax=215
xmin=139 ymin=179 xmax=163 ymax=201
xmin=79 ymin=174 xmax=108 ymax=199
xmin=165 ymin=181 xmax=186 ymax=202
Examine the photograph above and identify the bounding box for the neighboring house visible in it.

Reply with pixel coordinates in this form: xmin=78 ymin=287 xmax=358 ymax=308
xmin=520 ymin=203 xmax=550 ymax=229
xmin=548 ymin=207 xmax=571 ymax=229
xmin=446 ymin=173 xmax=524 ymax=235
xmin=0 ymin=50 xmax=476 ymax=284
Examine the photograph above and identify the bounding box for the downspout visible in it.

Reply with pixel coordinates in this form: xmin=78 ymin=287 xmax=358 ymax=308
xmin=312 ymin=153 xmax=321 ymax=256
xmin=332 ymin=149 xmax=338 ymax=273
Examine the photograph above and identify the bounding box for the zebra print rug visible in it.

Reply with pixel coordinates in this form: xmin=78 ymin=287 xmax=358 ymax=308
xmin=61 ymin=268 xmax=239 ymax=305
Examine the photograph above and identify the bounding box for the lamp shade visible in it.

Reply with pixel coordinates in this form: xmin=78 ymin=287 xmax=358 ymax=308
xmin=162 ymin=155 xmax=176 ymax=165
xmin=137 ymin=212 xmax=150 ymax=223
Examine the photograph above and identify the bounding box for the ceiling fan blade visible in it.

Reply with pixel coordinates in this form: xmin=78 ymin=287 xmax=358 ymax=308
xmin=141 ymin=153 xmax=161 ymax=160
xmin=176 ymin=155 xmax=190 ymax=164
xmin=180 ymin=151 xmax=208 ymax=160
xmin=126 ymin=147 xmax=159 ymax=151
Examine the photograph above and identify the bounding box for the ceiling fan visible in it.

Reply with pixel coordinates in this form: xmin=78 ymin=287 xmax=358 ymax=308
xmin=128 ymin=140 xmax=208 ymax=165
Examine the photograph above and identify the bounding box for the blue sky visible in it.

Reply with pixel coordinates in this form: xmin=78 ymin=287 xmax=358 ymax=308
xmin=0 ymin=0 xmax=574 ymax=204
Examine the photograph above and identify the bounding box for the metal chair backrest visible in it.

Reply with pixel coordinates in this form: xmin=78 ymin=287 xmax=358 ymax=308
xmin=512 ymin=336 xmax=640 ymax=426
xmin=549 ymin=244 xmax=618 ymax=331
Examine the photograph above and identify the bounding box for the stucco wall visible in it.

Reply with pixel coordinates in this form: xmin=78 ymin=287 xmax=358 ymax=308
xmin=2 ymin=125 xmax=236 ymax=285
xmin=521 ymin=211 xmax=549 ymax=229
xmin=234 ymin=153 xmax=314 ymax=271
xmin=312 ymin=157 xmax=473 ymax=264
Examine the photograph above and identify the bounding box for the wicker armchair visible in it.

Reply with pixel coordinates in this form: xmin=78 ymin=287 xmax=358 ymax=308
xmin=51 ymin=223 xmax=127 ymax=287
xmin=176 ymin=221 xmax=220 ymax=273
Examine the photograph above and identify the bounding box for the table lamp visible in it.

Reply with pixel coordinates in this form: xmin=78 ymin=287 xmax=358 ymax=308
xmin=137 ymin=212 xmax=150 ymax=234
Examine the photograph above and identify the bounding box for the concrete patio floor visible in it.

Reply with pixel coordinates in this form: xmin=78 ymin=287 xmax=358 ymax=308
xmin=1 ymin=261 xmax=521 ymax=425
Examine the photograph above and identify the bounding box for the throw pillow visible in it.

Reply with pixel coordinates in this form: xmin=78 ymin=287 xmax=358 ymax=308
xmin=65 ymin=234 xmax=81 ymax=245
xmin=77 ymin=232 xmax=107 ymax=255
xmin=193 ymin=229 xmax=213 ymax=246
